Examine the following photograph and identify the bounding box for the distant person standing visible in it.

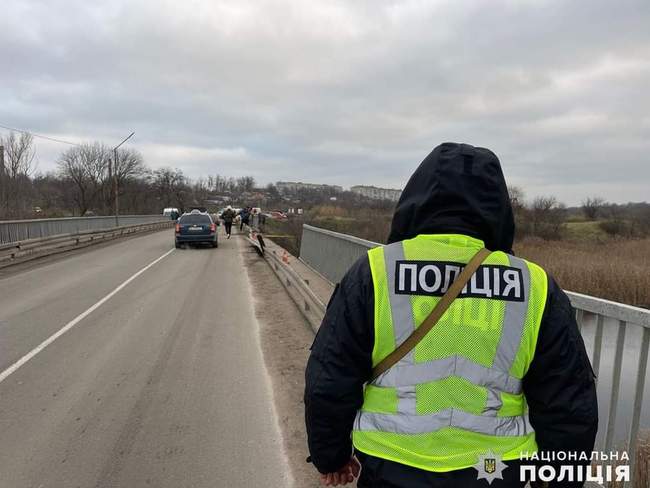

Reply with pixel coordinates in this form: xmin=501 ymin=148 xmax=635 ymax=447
xmin=240 ymin=206 xmax=251 ymax=231
xmin=221 ymin=205 xmax=235 ymax=238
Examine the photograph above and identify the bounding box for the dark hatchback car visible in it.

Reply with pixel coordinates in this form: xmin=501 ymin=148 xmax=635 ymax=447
xmin=175 ymin=211 xmax=218 ymax=248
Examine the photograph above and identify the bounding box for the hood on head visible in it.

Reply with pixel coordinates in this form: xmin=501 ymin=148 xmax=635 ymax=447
xmin=387 ymin=142 xmax=515 ymax=253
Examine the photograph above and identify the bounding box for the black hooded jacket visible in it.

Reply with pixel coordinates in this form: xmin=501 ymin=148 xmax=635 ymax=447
xmin=304 ymin=143 xmax=598 ymax=487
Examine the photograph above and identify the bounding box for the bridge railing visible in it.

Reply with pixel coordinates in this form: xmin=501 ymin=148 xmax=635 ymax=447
xmin=0 ymin=215 xmax=169 ymax=245
xmin=299 ymin=223 xmax=650 ymax=471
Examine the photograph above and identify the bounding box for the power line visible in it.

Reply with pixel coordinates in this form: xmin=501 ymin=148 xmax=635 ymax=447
xmin=0 ymin=123 xmax=81 ymax=146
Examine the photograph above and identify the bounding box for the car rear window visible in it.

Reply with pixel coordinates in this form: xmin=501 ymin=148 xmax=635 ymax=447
xmin=179 ymin=214 xmax=212 ymax=225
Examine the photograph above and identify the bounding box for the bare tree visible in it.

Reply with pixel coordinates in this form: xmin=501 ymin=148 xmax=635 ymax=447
xmin=507 ymin=186 xmax=525 ymax=214
xmin=582 ymin=196 xmax=606 ymax=220
xmin=235 ymin=176 xmax=256 ymax=193
xmin=117 ymin=172 xmax=159 ymax=215
xmin=114 ymin=147 xmax=146 ymax=185
xmin=153 ymin=167 xmax=188 ymax=209
xmin=1 ymin=132 xmax=36 ymax=178
xmin=191 ymin=177 xmax=211 ymax=205
xmin=0 ymin=132 xmax=37 ymax=216
xmin=210 ymin=174 xmax=230 ymax=194
xmin=57 ymin=142 xmax=109 ymax=215
xmin=507 ymin=186 xmax=531 ymax=238
xmin=109 ymin=147 xmax=147 ymax=211
xmin=530 ymin=195 xmax=567 ymax=239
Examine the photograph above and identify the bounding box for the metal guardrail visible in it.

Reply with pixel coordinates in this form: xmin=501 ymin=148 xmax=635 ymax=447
xmin=299 ymin=223 xmax=650 ymax=476
xmin=0 ymin=220 xmax=173 ymax=268
xmin=245 ymin=229 xmax=326 ymax=333
xmin=299 ymin=224 xmax=377 ymax=285
xmin=0 ymin=215 xmax=169 ymax=245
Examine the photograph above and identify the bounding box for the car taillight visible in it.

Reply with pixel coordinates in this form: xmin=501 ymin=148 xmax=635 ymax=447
xmin=210 ymin=223 xmax=216 ymax=232
xmin=175 ymin=224 xmax=180 ymax=233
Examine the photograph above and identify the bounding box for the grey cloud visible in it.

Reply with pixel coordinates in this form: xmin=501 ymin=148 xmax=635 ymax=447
xmin=1 ymin=0 xmax=649 ymax=205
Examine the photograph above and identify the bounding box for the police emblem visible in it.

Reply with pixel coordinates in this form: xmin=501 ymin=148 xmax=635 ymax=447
xmin=474 ymin=450 xmax=507 ymax=485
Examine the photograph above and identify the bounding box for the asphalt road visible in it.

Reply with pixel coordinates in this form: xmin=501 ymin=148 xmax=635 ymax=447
xmin=0 ymin=229 xmax=291 ymax=488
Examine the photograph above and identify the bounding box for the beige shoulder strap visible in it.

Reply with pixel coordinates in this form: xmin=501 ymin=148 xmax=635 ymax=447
xmin=370 ymin=247 xmax=492 ymax=382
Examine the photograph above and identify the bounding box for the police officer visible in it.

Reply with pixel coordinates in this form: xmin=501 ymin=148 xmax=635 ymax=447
xmin=304 ymin=143 xmax=598 ymax=487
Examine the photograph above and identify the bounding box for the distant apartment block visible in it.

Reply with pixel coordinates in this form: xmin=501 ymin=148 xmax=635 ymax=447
xmin=276 ymin=181 xmax=343 ymax=193
xmin=350 ymin=185 xmax=402 ymax=202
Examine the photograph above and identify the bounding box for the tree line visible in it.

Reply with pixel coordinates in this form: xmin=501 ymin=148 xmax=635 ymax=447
xmin=0 ymin=132 xmax=257 ymax=219
xmin=509 ymin=187 xmax=650 ymax=239
xmin=1 ymin=131 xmax=647 ymax=236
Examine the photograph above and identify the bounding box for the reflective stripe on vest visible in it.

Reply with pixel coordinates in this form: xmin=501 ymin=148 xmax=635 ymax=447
xmin=355 ymin=240 xmax=533 ymax=435
xmin=354 ymin=408 xmax=533 ymax=437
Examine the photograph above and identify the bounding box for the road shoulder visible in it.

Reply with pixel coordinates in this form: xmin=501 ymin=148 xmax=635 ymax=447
xmin=240 ymin=237 xmax=321 ymax=487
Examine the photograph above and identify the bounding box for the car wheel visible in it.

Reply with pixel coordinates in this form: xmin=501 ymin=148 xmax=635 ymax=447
xmin=175 ymin=242 xmax=182 ymax=249
xmin=212 ymin=240 xmax=218 ymax=248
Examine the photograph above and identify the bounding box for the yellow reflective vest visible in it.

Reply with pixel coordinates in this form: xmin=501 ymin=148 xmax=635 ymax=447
xmin=352 ymin=234 xmax=548 ymax=472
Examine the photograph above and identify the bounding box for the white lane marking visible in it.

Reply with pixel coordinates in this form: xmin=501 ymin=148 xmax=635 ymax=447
xmin=0 ymin=248 xmax=175 ymax=385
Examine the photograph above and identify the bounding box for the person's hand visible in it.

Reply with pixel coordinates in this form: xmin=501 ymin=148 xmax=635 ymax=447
xmin=320 ymin=457 xmax=361 ymax=486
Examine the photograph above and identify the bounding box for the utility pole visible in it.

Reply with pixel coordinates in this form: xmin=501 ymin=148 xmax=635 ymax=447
xmin=113 ymin=146 xmax=119 ymax=227
xmin=111 ymin=132 xmax=135 ymax=227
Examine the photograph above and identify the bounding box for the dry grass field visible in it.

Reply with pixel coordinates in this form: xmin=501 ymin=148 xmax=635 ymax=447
xmin=515 ymin=237 xmax=650 ymax=308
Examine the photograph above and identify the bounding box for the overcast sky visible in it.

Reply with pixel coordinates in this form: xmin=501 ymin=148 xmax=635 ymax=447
xmin=1 ymin=0 xmax=649 ymax=205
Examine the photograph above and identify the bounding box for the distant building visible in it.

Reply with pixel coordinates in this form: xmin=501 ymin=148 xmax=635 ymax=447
xmin=350 ymin=185 xmax=402 ymax=202
xmin=276 ymin=181 xmax=343 ymax=194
